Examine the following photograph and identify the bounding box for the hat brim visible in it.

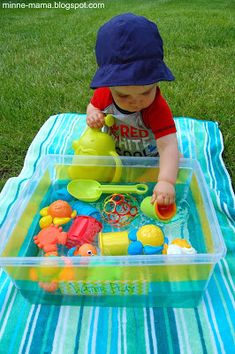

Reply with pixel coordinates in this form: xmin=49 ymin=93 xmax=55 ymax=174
xmin=90 ymin=58 xmax=174 ymax=89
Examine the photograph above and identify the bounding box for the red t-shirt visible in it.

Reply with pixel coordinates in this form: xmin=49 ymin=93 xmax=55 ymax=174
xmin=90 ymin=87 xmax=176 ymax=157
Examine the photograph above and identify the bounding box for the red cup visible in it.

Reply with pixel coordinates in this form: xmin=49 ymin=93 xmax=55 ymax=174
xmin=66 ymin=216 xmax=102 ymax=249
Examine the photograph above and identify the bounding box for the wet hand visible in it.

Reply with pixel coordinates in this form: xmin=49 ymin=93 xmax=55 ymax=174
xmin=86 ymin=110 xmax=105 ymax=128
xmin=151 ymin=181 xmax=175 ymax=206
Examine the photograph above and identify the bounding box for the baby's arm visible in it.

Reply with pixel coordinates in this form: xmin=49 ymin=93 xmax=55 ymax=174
xmin=86 ymin=103 xmax=105 ymax=128
xmin=151 ymin=133 xmax=179 ymax=205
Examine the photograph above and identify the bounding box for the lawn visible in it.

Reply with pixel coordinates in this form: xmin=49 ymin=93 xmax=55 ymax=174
xmin=0 ymin=0 xmax=234 ymax=191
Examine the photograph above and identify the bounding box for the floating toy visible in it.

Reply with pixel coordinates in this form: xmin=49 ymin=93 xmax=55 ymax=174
xmin=128 ymin=225 xmax=167 ymax=255
xmin=39 ymin=200 xmax=77 ymax=228
xmin=33 ymin=224 xmax=67 ymax=255
xmin=101 ymin=193 xmax=139 ymax=228
xmin=72 ymin=200 xmax=101 ymax=221
xmin=99 ymin=224 xmax=167 ymax=256
xmin=140 ymin=196 xmax=176 ymax=222
xmin=68 ymin=243 xmax=97 ymax=257
xmin=99 ymin=231 xmax=130 ymax=256
xmin=163 ymin=238 xmax=197 ymax=255
xmin=67 ymin=179 xmax=148 ymax=202
xmin=66 ymin=215 xmax=102 ymax=249
xmin=30 ymin=256 xmax=74 ymax=293
xmin=69 ymin=114 xmax=122 ymax=182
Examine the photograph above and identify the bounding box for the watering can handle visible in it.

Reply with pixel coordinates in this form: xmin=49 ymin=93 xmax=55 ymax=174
xmin=104 ymin=114 xmax=115 ymax=127
xmin=109 ymin=151 xmax=122 ymax=182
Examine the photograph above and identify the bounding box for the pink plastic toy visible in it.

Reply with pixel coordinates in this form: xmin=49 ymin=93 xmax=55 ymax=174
xmin=66 ymin=216 xmax=102 ymax=249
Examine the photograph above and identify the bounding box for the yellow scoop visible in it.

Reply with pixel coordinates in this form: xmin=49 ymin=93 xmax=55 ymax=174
xmin=67 ymin=179 xmax=148 ymax=202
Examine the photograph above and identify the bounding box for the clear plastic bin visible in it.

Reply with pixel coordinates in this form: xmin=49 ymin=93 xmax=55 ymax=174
xmin=0 ymin=156 xmax=226 ymax=307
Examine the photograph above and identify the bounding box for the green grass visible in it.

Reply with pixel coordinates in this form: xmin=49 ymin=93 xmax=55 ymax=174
xmin=0 ymin=0 xmax=234 ymax=191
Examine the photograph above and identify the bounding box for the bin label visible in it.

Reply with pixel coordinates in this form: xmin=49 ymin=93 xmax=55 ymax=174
xmin=59 ymin=280 xmax=149 ymax=296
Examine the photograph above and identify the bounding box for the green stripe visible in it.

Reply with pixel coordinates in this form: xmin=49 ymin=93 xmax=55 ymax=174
xmin=78 ymin=307 xmax=92 ymax=353
xmin=183 ymin=309 xmax=205 ymax=353
xmin=63 ymin=307 xmax=81 ymax=353
xmin=197 ymin=303 xmax=216 ymax=353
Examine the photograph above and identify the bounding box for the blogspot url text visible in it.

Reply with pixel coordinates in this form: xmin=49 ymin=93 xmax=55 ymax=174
xmin=2 ymin=2 xmax=105 ymax=10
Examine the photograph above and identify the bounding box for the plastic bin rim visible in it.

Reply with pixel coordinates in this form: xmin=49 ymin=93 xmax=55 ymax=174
xmin=0 ymin=155 xmax=227 ymax=264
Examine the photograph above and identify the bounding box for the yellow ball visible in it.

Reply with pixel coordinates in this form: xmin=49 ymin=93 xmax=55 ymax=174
xmin=137 ymin=225 xmax=164 ymax=247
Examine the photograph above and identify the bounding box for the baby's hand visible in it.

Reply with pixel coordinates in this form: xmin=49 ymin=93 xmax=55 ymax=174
xmin=86 ymin=110 xmax=105 ymax=129
xmin=151 ymin=181 xmax=175 ymax=206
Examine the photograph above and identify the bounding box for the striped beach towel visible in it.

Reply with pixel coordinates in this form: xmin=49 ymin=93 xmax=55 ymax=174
xmin=0 ymin=114 xmax=234 ymax=354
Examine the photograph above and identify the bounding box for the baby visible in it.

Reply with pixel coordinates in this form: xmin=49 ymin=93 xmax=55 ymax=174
xmin=87 ymin=13 xmax=179 ymax=206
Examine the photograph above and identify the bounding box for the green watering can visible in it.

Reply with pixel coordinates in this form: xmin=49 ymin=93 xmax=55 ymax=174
xmin=68 ymin=115 xmax=122 ymax=182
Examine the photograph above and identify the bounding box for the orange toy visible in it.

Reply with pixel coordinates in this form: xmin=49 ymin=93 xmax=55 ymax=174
xmin=39 ymin=200 xmax=77 ymax=228
xmin=68 ymin=243 xmax=97 ymax=257
xmin=154 ymin=203 xmax=177 ymax=221
xmin=76 ymin=243 xmax=97 ymax=256
xmin=33 ymin=224 xmax=67 ymax=254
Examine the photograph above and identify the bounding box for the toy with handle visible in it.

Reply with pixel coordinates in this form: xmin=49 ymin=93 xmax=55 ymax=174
xmin=67 ymin=179 xmax=148 ymax=201
xmin=69 ymin=115 xmax=122 ymax=182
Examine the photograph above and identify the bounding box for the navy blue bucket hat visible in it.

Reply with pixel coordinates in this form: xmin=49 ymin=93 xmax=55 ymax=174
xmin=90 ymin=13 xmax=174 ymax=89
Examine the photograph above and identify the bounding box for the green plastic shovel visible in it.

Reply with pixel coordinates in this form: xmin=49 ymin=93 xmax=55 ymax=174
xmin=67 ymin=179 xmax=148 ymax=202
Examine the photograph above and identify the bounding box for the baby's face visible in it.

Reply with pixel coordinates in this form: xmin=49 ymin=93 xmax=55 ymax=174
xmin=110 ymin=84 xmax=156 ymax=112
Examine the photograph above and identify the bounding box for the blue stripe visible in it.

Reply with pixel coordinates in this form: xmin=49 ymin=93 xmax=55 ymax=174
xmin=152 ymin=308 xmax=170 ymax=353
xmin=110 ymin=308 xmax=119 ymax=354
xmin=21 ymin=305 xmax=40 ymax=354
xmin=203 ymin=288 xmax=223 ymax=353
xmin=87 ymin=308 xmax=96 ymax=354
xmin=215 ymin=265 xmax=235 ymax=322
xmin=166 ymin=308 xmax=181 ymax=354
xmin=207 ymin=272 xmax=234 ymax=350
xmin=73 ymin=305 xmax=84 ymax=354
xmin=95 ymin=307 xmax=109 ymax=354
xmin=145 ymin=308 xmax=155 ymax=354
xmin=194 ymin=308 xmax=208 ymax=354
xmin=7 ymin=300 xmax=28 ymax=354
xmin=28 ymin=305 xmax=57 ymax=353
xmin=44 ymin=306 xmax=61 ymax=354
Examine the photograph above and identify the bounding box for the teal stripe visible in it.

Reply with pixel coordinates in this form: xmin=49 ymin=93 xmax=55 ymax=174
xmin=110 ymin=308 xmax=118 ymax=354
xmin=29 ymin=305 xmax=60 ymax=353
xmin=194 ymin=308 xmax=208 ymax=354
xmin=220 ymin=259 xmax=234 ymax=296
xmin=208 ymin=273 xmax=234 ymax=350
xmin=145 ymin=308 xmax=155 ymax=353
xmin=152 ymin=308 xmax=170 ymax=353
xmin=166 ymin=309 xmax=180 ymax=354
xmin=95 ymin=308 xmax=109 ymax=354
xmin=21 ymin=305 xmax=39 ymax=353
xmin=8 ymin=300 xmax=28 ymax=354
xmin=73 ymin=306 xmax=84 ymax=354
xmin=87 ymin=308 xmax=96 ymax=354
xmin=44 ymin=306 xmax=61 ymax=354
xmin=203 ymin=291 xmax=223 ymax=353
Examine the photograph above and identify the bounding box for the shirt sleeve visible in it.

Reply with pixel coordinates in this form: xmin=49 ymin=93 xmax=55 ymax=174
xmin=90 ymin=87 xmax=113 ymax=111
xmin=142 ymin=87 xmax=176 ymax=140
